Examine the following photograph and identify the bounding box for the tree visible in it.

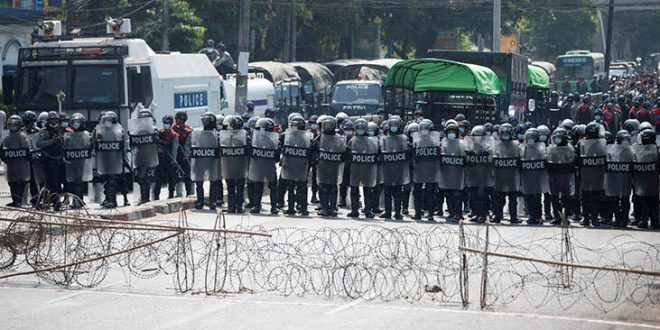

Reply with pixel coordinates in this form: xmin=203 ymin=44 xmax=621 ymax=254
xmin=523 ymin=0 xmax=598 ymax=61
xmin=136 ymin=0 xmax=205 ymax=53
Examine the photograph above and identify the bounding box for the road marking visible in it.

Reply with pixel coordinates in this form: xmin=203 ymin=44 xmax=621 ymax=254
xmin=324 ymin=298 xmax=364 ymax=315
xmin=1 ymin=285 xmax=659 ymax=329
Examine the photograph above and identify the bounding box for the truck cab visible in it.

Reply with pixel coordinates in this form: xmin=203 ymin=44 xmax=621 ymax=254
xmin=9 ymin=19 xmax=221 ymax=128
xmin=329 ymin=80 xmax=383 ymax=117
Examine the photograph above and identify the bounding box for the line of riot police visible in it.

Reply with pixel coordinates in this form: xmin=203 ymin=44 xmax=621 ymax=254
xmin=2 ymin=108 xmax=657 ymax=229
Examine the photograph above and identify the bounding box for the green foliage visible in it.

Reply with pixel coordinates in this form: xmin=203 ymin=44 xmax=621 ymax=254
xmin=522 ymin=0 xmax=598 ymax=61
xmin=137 ymin=0 xmax=205 ymax=53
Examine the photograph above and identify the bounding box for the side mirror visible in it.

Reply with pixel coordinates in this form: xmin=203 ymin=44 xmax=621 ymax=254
xmin=528 ymin=99 xmax=536 ymax=112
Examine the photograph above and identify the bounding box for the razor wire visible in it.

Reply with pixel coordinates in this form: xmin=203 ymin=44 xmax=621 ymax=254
xmin=0 ymin=201 xmax=658 ymax=313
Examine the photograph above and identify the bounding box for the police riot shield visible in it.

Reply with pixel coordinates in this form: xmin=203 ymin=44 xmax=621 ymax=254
xmin=546 ymin=145 xmax=576 ymax=197
xmin=128 ymin=117 xmax=159 ymax=168
xmin=248 ymin=130 xmax=280 ymax=183
xmin=95 ymin=123 xmax=125 ymax=176
xmin=578 ymin=138 xmax=607 ymax=191
xmin=632 ymin=144 xmax=659 ymax=197
xmin=438 ymin=138 xmax=466 ymax=190
xmin=380 ymin=134 xmax=411 ymax=186
xmin=520 ymin=142 xmax=549 ymax=195
xmin=349 ymin=135 xmax=379 ymax=187
xmin=492 ymin=140 xmax=520 ymax=192
xmin=25 ymin=131 xmax=45 ymax=184
xmin=411 ymin=131 xmax=440 ymax=184
xmin=63 ymin=131 xmax=93 ymax=182
xmin=281 ymin=130 xmax=312 ymax=182
xmin=604 ymin=144 xmax=634 ymax=197
xmin=464 ymin=136 xmax=494 ymax=188
xmin=1 ymin=133 xmax=31 ymax=182
xmin=190 ymin=130 xmax=219 ymax=182
xmin=316 ymin=135 xmax=347 ymax=185
xmin=219 ymin=130 xmax=248 ymax=180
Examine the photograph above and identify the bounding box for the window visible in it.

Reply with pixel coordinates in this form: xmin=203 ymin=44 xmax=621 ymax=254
xmin=71 ymin=65 xmax=120 ymax=104
xmin=17 ymin=65 xmax=67 ymax=106
xmin=127 ymin=66 xmax=153 ymax=107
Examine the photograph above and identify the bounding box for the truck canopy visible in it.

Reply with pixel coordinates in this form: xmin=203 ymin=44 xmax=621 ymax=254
xmin=290 ymin=62 xmax=334 ymax=92
xmin=384 ymin=58 xmax=500 ymax=95
xmin=527 ymin=64 xmax=550 ymax=89
xmin=332 ymin=59 xmax=402 ymax=84
xmin=248 ymin=61 xmax=300 ymax=84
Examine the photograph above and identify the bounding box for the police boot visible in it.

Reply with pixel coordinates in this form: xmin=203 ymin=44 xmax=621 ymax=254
xmin=310 ymin=190 xmax=319 ymax=204
xmin=269 ymin=182 xmax=279 ymax=215
xmin=277 ymin=178 xmax=287 ymax=209
xmin=393 ymin=187 xmax=404 ymax=220
xmin=380 ymin=187 xmax=392 ymax=219
xmin=104 ymin=186 xmax=117 ymax=209
xmin=347 ymin=186 xmax=360 ymax=218
xmin=286 ymin=185 xmax=297 ymax=215
xmin=318 ymin=187 xmax=330 ymax=217
xmin=297 ymin=182 xmax=309 ymax=216
xmin=401 ymin=187 xmax=410 ymax=215
xmin=363 ymin=188 xmax=374 ymax=219
xmin=195 ymin=183 xmax=205 ymax=209
xmin=138 ymin=183 xmax=150 ymax=205
xmin=245 ymin=182 xmax=254 ymax=209
xmin=543 ymin=193 xmax=554 ymax=221
xmin=217 ymin=180 xmax=224 ymax=206
xmin=226 ymin=183 xmax=237 ymax=213
xmin=208 ymin=182 xmax=218 ymax=210
xmin=250 ymin=182 xmax=263 ymax=214
xmin=328 ymin=186 xmax=339 ymax=217
xmin=413 ymin=187 xmax=423 ymax=220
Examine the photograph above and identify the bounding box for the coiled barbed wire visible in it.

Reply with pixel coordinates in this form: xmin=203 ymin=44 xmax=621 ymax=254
xmin=0 ymin=202 xmax=658 ymax=313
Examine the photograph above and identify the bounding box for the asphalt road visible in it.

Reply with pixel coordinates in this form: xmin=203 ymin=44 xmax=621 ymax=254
xmin=0 ymin=172 xmax=659 ymax=329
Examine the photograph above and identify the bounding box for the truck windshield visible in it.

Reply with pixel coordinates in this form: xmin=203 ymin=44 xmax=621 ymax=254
xmin=17 ymin=65 xmax=68 ymax=106
xmin=332 ymin=83 xmax=380 ymax=104
xmin=71 ymin=65 xmax=120 ymax=104
xmin=274 ymin=84 xmax=300 ymax=105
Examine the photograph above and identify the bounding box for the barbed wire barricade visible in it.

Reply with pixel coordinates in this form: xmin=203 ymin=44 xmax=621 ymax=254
xmin=0 ymin=198 xmax=658 ymax=313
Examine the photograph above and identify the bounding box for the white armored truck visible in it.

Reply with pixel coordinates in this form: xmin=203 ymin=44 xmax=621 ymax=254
xmin=8 ymin=19 xmax=221 ymax=128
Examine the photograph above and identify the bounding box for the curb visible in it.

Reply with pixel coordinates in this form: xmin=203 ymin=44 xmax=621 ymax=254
xmin=89 ymin=197 xmax=197 ymax=221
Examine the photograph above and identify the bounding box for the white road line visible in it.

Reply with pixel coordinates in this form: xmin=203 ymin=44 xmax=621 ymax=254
xmin=324 ymin=298 xmax=364 ymax=315
xmin=1 ymin=286 xmax=659 ymax=329
xmin=45 ymin=281 xmax=124 ymax=304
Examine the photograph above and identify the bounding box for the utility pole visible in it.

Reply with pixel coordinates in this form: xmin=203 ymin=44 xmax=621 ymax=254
xmin=162 ymin=0 xmax=170 ymax=51
xmin=603 ymin=0 xmax=615 ymax=83
xmin=493 ymin=0 xmax=501 ymax=52
xmin=235 ymin=0 xmax=251 ymax=114
xmin=283 ymin=1 xmax=291 ymax=61
xmin=290 ymin=0 xmax=296 ymax=61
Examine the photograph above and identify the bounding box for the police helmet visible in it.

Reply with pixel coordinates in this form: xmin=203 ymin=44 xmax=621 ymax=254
xmin=289 ymin=115 xmax=306 ymax=130
xmin=615 ymin=130 xmax=631 ymax=145
xmin=499 ymin=123 xmax=514 ymax=141
xmin=70 ymin=113 xmax=86 ymax=131
xmin=22 ymin=111 xmax=37 ymax=125
xmin=175 ymin=111 xmax=188 ymax=122
xmin=255 ymin=117 xmax=275 ymax=131
xmin=471 ymin=125 xmax=486 ymax=136
xmin=137 ymin=108 xmax=153 ymax=119
xmin=604 ymin=131 xmax=614 ymax=144
xmin=419 ymin=119 xmax=434 ymax=132
xmin=524 ymin=128 xmax=540 ymax=144
xmin=623 ymin=119 xmax=640 ymax=133
xmin=551 ymin=128 xmax=568 ymax=146
xmin=387 ymin=115 xmax=403 ymax=134
xmin=7 ymin=115 xmax=22 ymax=132
xmin=162 ymin=115 xmax=174 ymax=126
xmin=201 ymin=112 xmax=217 ymax=128
xmin=321 ymin=116 xmax=337 ymax=135
xmin=640 ymin=130 xmax=656 ymax=145
xmin=639 ymin=121 xmax=653 ymax=132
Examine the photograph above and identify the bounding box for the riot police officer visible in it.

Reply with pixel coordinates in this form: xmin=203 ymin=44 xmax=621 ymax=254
xmin=632 ymin=130 xmax=659 ymax=229
xmin=191 ymin=112 xmax=220 ymax=210
xmin=412 ymin=119 xmax=440 ymax=221
xmin=520 ymin=128 xmax=549 ymax=225
xmin=367 ymin=121 xmax=384 ymax=215
xmin=129 ymin=108 xmax=159 ymax=205
xmin=339 ymin=120 xmax=355 ymax=208
xmin=546 ymin=127 xmax=576 ymax=224
xmin=92 ymin=111 xmax=126 ymax=209
xmin=347 ymin=118 xmax=379 ymax=218
xmin=380 ymin=115 xmax=410 ymax=220
xmin=604 ymin=130 xmax=634 ymax=228
xmin=153 ymin=115 xmax=180 ymax=200
xmin=62 ymin=113 xmax=93 ymax=208
xmin=0 ymin=115 xmax=31 ymax=207
xmin=492 ymin=123 xmax=521 ymax=224
xmin=438 ymin=120 xmax=466 ymax=222
xmin=465 ymin=125 xmax=494 ymax=223
xmin=281 ymin=115 xmax=313 ymax=215
xmin=307 ymin=115 xmax=320 ymax=204
xmin=537 ymin=125 xmax=554 ymax=222
xmin=220 ymin=115 xmax=249 ymax=213
xmin=36 ymin=111 xmax=69 ymax=206
xmin=172 ymin=111 xmax=193 ymax=196
xmin=577 ymin=122 xmax=607 ymax=226
xmin=315 ymin=116 xmax=347 ymax=217
xmin=21 ymin=111 xmax=45 ymax=205
xmin=248 ymin=118 xmax=281 ymax=214
xmin=215 ymin=114 xmax=225 ymax=206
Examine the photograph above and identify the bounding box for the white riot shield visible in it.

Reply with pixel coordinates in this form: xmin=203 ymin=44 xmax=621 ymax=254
xmin=190 ymin=130 xmax=219 ymax=182
xmin=128 ymin=117 xmax=159 ymax=168
xmin=63 ymin=131 xmax=93 ymax=182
